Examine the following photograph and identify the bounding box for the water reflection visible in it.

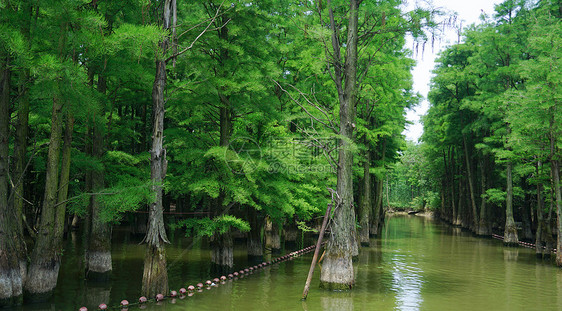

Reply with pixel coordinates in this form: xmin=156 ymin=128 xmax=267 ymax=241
xmin=13 ymin=216 xmax=562 ymax=311
xmin=320 ymin=295 xmax=353 ymax=311
xmin=390 ymin=255 xmax=423 ymax=310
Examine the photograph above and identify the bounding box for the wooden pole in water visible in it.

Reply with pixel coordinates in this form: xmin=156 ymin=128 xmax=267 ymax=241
xmin=302 ymin=203 xmax=333 ymax=300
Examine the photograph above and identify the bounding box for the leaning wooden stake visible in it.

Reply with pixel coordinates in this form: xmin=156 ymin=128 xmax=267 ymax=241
xmin=302 ymin=202 xmax=333 ymax=300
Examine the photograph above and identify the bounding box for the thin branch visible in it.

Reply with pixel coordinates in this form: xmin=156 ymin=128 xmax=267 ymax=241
xmin=165 ymin=2 xmax=231 ymax=63
xmin=273 ymin=80 xmax=338 ymax=134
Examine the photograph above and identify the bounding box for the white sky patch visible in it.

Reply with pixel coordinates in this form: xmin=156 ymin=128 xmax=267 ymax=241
xmin=402 ymin=0 xmax=501 ymax=143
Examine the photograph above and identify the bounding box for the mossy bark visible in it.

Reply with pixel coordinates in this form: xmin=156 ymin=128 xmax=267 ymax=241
xmin=24 ymin=96 xmax=64 ymax=301
xmin=319 ymin=251 xmax=354 ymax=290
xmin=142 ymin=244 xmax=168 ymax=296
xmin=320 ymin=0 xmax=359 ymax=290
xmin=142 ymin=2 xmax=173 ymax=293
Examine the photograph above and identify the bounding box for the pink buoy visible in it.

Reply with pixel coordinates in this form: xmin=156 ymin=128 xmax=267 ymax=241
xmin=228 ymin=273 xmax=234 ymax=279
xmin=170 ymin=290 xmax=178 ymax=297
xmin=233 ymin=272 xmax=239 ymax=277
xmin=239 ymin=270 xmax=245 ymax=275
xmin=139 ymin=296 xmax=148 ymax=303
xmin=187 ymin=285 xmax=195 ymax=291
xmin=79 ymin=307 xmax=87 ymax=311
xmin=179 ymin=288 xmax=187 ymax=294
xmin=120 ymin=300 xmax=129 ymax=307
xmin=244 ymin=268 xmax=249 ymax=273
xmin=205 ymin=280 xmax=212 ymax=286
xmin=197 ymin=283 xmax=204 ymax=289
xmin=156 ymin=293 xmax=164 ymax=301
xmin=213 ymin=278 xmax=220 ymax=283
xmin=220 ymin=275 xmax=227 ymax=281
xmin=98 ymin=304 xmax=107 ymax=310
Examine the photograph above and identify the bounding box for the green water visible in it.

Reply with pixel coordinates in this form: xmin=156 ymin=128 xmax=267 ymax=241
xmin=17 ymin=216 xmax=562 ymax=311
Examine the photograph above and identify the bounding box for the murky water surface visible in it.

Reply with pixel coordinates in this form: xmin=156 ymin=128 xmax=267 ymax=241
xmin=16 ymin=216 xmax=562 ymax=310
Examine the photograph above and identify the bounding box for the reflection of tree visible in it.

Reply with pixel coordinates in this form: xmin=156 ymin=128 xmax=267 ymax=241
xmin=320 ymin=295 xmax=354 ymax=311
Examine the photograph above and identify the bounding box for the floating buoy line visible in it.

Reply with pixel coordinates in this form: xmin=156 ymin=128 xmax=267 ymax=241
xmin=78 ymin=244 xmax=321 ymax=310
xmin=491 ymin=233 xmax=557 ymax=252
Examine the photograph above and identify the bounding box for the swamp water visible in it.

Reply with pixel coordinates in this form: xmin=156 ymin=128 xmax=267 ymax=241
xmin=14 ymin=216 xmax=562 ymax=311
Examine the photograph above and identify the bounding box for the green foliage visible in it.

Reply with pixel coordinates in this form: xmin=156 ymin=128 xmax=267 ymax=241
xmin=171 ymin=215 xmax=250 ymax=237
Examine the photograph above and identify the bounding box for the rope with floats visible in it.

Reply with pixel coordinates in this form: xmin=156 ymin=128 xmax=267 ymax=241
xmin=78 ymin=244 xmax=323 ymax=310
xmin=491 ymin=233 xmax=557 ymax=252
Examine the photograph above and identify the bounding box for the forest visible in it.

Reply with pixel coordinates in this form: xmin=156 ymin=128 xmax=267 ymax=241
xmin=391 ymin=0 xmax=562 ymax=266
xmin=1 ymin=0 xmax=561 ymax=309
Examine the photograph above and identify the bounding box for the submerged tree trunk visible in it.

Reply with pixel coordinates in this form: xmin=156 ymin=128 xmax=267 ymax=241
xmin=477 ymin=156 xmax=490 ymax=236
xmin=86 ymin=75 xmax=112 ymax=280
xmin=320 ymin=0 xmax=359 ymax=291
xmin=247 ymin=208 xmax=263 ymax=262
xmin=548 ymin=106 xmax=562 ymax=266
xmin=13 ymin=70 xmax=29 ymax=268
xmin=24 ymin=97 xmax=65 ymax=301
xmin=0 ymin=58 xmax=24 ymax=307
xmin=536 ymin=166 xmax=545 ymax=258
xmin=463 ymin=135 xmax=478 ymax=232
xmin=56 ymin=113 xmax=74 ymax=241
xmin=450 ymin=148 xmax=458 ymax=225
xmin=211 ymin=231 xmax=233 ymax=274
xmin=142 ymin=0 xmax=175 ymax=295
xmin=265 ymin=216 xmax=281 ymax=253
xmin=372 ymin=140 xmax=387 ymax=236
xmin=455 ymin=174 xmax=463 ymax=226
xmin=210 ymin=102 xmax=234 ymax=270
xmin=359 ymin=151 xmax=370 ymax=246
xmin=504 ymin=160 xmax=518 ymax=246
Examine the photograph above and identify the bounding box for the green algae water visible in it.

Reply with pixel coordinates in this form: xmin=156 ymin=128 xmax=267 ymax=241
xmin=16 ymin=216 xmax=562 ymax=311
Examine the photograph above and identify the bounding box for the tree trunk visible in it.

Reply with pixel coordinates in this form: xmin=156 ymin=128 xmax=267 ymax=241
xmin=463 ymin=135 xmax=478 ymax=231
xmin=0 ymin=57 xmax=24 ymax=307
xmin=247 ymin=208 xmax=263 ymax=262
xmin=521 ymin=186 xmax=533 ymax=241
xmin=320 ymin=0 xmax=359 ymax=290
xmin=477 ymin=156 xmax=490 ymax=236
xmin=535 ymin=163 xmax=545 ymax=258
xmin=24 ymin=96 xmax=64 ymax=301
xmin=504 ymin=160 xmax=518 ymax=246
xmin=265 ymin=216 xmax=281 ymax=253
xmin=359 ymin=150 xmax=370 ymax=246
xmin=211 ymin=232 xmax=233 ymax=275
xmin=455 ymin=172 xmax=463 ymax=226
xmin=86 ymin=75 xmax=112 ymax=281
xmin=553 ymin=159 xmax=562 ymax=266
xmin=450 ymin=148 xmax=458 ymax=225
xmin=544 ymin=188 xmax=556 ymax=258
xmin=56 ymin=113 xmax=74 ymax=241
xmin=372 ymin=140 xmax=387 ymax=236
xmin=142 ymin=0 xmax=174 ymax=294
xmin=12 ymin=69 xmax=29 ymax=263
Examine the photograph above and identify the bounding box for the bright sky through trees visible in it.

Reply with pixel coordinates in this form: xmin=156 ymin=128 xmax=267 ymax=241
xmin=404 ymin=0 xmax=501 ymax=142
